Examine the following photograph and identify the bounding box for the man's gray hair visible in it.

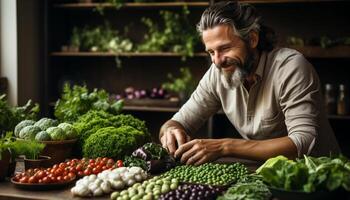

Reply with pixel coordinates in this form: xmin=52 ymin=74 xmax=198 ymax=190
xmin=197 ymin=1 xmax=276 ymax=51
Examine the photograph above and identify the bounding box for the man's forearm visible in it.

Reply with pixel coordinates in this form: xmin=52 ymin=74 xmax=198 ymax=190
xmin=221 ymin=136 xmax=298 ymax=161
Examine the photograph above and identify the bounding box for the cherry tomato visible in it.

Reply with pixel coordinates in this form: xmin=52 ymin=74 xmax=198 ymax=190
xmin=26 ymin=169 xmax=34 ymax=175
xmin=38 ymin=179 xmax=43 ymax=183
xmin=67 ymin=172 xmax=75 ymax=179
xmin=52 ymin=164 xmax=59 ymax=169
xmin=19 ymin=176 xmax=29 ymax=183
xmin=56 ymin=176 xmax=63 ymax=182
xmin=92 ymin=167 xmax=99 ymax=174
xmin=75 ymin=164 xmax=83 ymax=172
xmin=117 ymin=160 xmax=123 ymax=167
xmin=54 ymin=168 xmax=63 ymax=176
xmin=83 ymin=169 xmax=91 ymax=176
xmin=50 ymin=176 xmax=57 ymax=182
xmin=89 ymin=159 xmax=95 ymax=164
xmin=42 ymin=177 xmax=50 ymax=184
xmin=59 ymin=163 xmax=66 ymax=168
xmin=36 ymin=171 xmax=46 ymax=179
xmin=77 ymin=171 xmax=84 ymax=177
xmin=69 ymin=167 xmax=77 ymax=174
xmin=107 ymin=158 xmax=114 ymax=165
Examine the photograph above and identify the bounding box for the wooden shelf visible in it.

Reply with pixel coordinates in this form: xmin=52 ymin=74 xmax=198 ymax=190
xmin=289 ymin=45 xmax=350 ymax=58
xmin=240 ymin=0 xmax=347 ymax=3
xmin=328 ymin=115 xmax=350 ymax=120
xmin=123 ymin=105 xmax=179 ymax=112
xmin=54 ymin=2 xmax=209 ymax=9
xmin=50 ymin=52 xmax=208 ymax=57
xmin=53 ymin=0 xmax=347 ymax=9
xmin=51 ymin=46 xmax=350 ymax=58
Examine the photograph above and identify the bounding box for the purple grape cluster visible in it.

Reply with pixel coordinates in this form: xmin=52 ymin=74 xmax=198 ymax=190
xmin=159 ymin=183 xmax=225 ymax=200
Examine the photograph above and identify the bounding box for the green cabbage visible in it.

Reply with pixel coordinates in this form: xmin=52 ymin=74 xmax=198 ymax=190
xmin=58 ymin=122 xmax=78 ymax=139
xmin=46 ymin=127 xmax=66 ymax=141
xmin=19 ymin=125 xmax=41 ymax=140
xmin=34 ymin=118 xmax=58 ymax=131
xmin=35 ymin=131 xmax=51 ymax=141
xmin=14 ymin=120 xmax=35 ymax=137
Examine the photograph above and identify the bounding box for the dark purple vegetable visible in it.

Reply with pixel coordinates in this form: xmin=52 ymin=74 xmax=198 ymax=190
xmin=147 ymin=159 xmax=166 ymax=174
xmin=132 ymin=146 xmax=150 ymax=160
xmin=159 ymin=183 xmax=225 ymax=200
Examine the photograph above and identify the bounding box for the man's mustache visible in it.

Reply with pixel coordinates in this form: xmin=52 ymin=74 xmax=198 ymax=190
xmin=217 ymin=58 xmax=242 ymax=69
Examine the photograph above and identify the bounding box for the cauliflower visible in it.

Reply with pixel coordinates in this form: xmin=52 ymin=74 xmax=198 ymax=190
xmin=58 ymin=122 xmax=78 ymax=139
xmin=34 ymin=118 xmax=58 ymax=131
xmin=35 ymin=131 xmax=51 ymax=141
xmin=14 ymin=120 xmax=36 ymax=137
xmin=19 ymin=125 xmax=42 ymax=140
xmin=46 ymin=127 xmax=66 ymax=141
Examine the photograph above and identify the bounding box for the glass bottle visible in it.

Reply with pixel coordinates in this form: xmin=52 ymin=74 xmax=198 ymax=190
xmin=324 ymin=84 xmax=336 ymax=115
xmin=337 ymin=84 xmax=348 ymax=115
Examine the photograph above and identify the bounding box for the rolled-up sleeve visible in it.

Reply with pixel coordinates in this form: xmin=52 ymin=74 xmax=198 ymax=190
xmin=277 ymin=54 xmax=321 ymax=157
xmin=172 ymin=65 xmax=221 ymax=134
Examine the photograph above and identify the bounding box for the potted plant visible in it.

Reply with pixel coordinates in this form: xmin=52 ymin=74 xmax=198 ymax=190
xmin=162 ymin=67 xmax=196 ymax=104
xmin=69 ymin=27 xmax=81 ymax=52
xmin=10 ymin=139 xmax=50 ymax=170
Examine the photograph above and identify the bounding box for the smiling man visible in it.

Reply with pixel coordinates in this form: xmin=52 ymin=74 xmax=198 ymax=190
xmin=159 ymin=1 xmax=340 ymax=165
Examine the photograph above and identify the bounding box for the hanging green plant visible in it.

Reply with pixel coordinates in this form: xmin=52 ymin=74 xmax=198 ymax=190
xmin=137 ymin=7 xmax=200 ymax=60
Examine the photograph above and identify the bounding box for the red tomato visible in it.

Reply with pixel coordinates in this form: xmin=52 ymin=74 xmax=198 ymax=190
xmin=88 ymin=163 xmax=95 ymax=168
xmin=56 ymin=176 xmax=63 ymax=182
xmin=54 ymin=168 xmax=63 ymax=176
xmin=92 ymin=167 xmax=99 ymax=174
xmin=75 ymin=164 xmax=83 ymax=172
xmin=117 ymin=160 xmax=123 ymax=167
xmin=102 ymin=166 xmax=107 ymax=171
xmin=63 ymin=175 xmax=70 ymax=182
xmin=26 ymin=169 xmax=34 ymax=175
xmin=67 ymin=172 xmax=75 ymax=179
xmin=42 ymin=177 xmax=50 ymax=184
xmin=19 ymin=176 xmax=29 ymax=183
xmin=38 ymin=179 xmax=43 ymax=183
xmin=52 ymin=164 xmax=59 ymax=169
xmin=77 ymin=171 xmax=84 ymax=177
xmin=107 ymin=158 xmax=114 ymax=165
xmin=89 ymin=159 xmax=95 ymax=164
xmin=36 ymin=171 xmax=46 ymax=179
xmin=50 ymin=176 xmax=57 ymax=182
xmin=28 ymin=176 xmax=37 ymax=184
xmin=69 ymin=167 xmax=77 ymax=174
xmin=59 ymin=163 xmax=66 ymax=169
xmin=83 ymin=169 xmax=91 ymax=176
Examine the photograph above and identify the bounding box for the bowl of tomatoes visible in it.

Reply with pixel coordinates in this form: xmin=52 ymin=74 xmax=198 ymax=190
xmin=11 ymin=167 xmax=76 ymax=190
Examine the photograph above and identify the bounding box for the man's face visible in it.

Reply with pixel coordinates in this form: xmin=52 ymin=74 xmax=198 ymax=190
xmin=202 ymin=25 xmax=255 ymax=89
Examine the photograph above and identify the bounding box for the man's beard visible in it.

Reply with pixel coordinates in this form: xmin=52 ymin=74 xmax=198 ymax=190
xmin=217 ymin=47 xmax=255 ymax=89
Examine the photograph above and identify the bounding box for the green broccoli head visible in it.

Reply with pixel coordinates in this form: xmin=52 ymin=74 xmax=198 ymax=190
xmin=83 ymin=126 xmax=146 ymax=159
xmin=19 ymin=125 xmax=42 ymax=140
xmin=58 ymin=122 xmax=78 ymax=139
xmin=14 ymin=120 xmax=36 ymax=137
xmin=46 ymin=127 xmax=66 ymax=141
xmin=34 ymin=118 xmax=58 ymax=131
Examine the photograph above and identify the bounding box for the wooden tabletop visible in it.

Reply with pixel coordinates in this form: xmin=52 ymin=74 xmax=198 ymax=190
xmin=0 ymin=158 xmax=262 ymax=200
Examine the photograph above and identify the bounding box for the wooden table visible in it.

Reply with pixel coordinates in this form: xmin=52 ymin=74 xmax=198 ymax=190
xmin=0 ymin=158 xmax=262 ymax=200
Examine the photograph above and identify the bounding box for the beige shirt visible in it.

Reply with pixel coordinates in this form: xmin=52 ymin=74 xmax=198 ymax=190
xmin=172 ymin=48 xmax=340 ymax=157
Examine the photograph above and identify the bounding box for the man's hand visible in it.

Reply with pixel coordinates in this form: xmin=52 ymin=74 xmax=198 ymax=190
xmin=174 ymin=139 xmax=224 ymax=166
xmin=159 ymin=120 xmax=190 ymax=156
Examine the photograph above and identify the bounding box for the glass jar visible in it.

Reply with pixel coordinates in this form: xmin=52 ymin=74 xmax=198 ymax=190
xmin=337 ymin=84 xmax=348 ymax=115
xmin=324 ymin=83 xmax=336 ymax=115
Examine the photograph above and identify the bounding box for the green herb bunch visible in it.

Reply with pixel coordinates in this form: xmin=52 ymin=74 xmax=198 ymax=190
xmin=71 ymin=23 xmax=133 ymax=53
xmin=54 ymin=83 xmax=124 ymax=123
xmin=0 ymin=94 xmax=39 ymax=135
xmin=162 ymin=67 xmax=196 ymax=100
xmin=137 ymin=7 xmax=200 ymax=60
